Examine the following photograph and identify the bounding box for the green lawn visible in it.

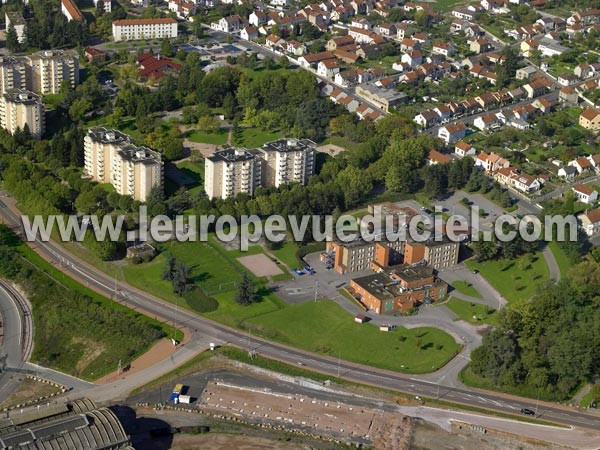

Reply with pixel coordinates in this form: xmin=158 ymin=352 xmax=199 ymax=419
xmin=547 ymin=241 xmax=572 ymax=279
xmin=450 ymin=281 xmax=482 ymax=299
xmin=270 ymin=240 xmax=302 ymax=269
xmin=445 ymin=298 xmax=497 ymax=326
xmin=174 ymin=159 xmax=205 ymax=196
xmin=186 ymin=129 xmax=228 ymax=145
xmin=244 ymin=301 xmax=462 ymax=374
xmin=204 ymin=290 xmax=284 ymax=328
xmin=430 ymin=0 xmax=469 ymax=12
xmin=236 ymin=128 xmax=284 ymax=148
xmin=466 ymin=252 xmax=549 ymax=303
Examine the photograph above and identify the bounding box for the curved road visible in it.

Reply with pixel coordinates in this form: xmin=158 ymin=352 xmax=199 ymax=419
xmin=0 ymin=197 xmax=599 ymax=431
xmin=0 ymin=280 xmax=33 ymax=403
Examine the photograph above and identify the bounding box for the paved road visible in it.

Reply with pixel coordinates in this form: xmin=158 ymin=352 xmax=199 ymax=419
xmin=0 ymin=281 xmax=32 ymax=403
xmin=1 ymin=198 xmax=600 ymax=430
xmin=542 ymin=245 xmax=561 ymax=282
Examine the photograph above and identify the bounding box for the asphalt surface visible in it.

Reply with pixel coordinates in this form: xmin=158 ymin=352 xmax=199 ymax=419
xmin=0 ymin=281 xmax=32 ymax=403
xmin=0 ymin=196 xmax=599 ymax=430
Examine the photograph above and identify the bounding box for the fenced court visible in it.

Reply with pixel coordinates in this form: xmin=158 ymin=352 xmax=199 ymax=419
xmin=237 ymin=254 xmax=284 ymax=277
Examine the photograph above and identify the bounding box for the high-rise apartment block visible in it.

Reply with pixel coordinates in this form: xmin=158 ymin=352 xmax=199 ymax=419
xmin=205 ymin=148 xmax=261 ymax=200
xmin=0 ymin=57 xmax=27 ymax=94
xmin=0 ymin=89 xmax=44 ymax=139
xmin=256 ymin=138 xmax=316 ymax=187
xmin=25 ymin=50 xmax=80 ymax=95
xmin=0 ymin=51 xmax=79 ymax=96
xmin=204 ymin=138 xmax=316 ymax=200
xmin=84 ymin=127 xmax=164 ymax=201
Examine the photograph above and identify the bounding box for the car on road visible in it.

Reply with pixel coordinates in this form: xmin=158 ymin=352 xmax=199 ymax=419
xmin=293 ymin=269 xmax=305 ymax=276
xmin=472 ymin=270 xmax=479 ymax=274
xmin=520 ymin=408 xmax=535 ymax=416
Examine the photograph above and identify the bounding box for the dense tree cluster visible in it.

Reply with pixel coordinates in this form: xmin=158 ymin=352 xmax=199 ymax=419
xmin=471 ymin=263 xmax=600 ymax=400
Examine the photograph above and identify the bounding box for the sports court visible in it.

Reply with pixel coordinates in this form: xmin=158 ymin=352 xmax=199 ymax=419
xmin=237 ymin=254 xmax=283 ymax=277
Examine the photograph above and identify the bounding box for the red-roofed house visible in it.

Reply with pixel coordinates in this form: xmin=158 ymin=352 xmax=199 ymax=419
xmin=428 ymin=149 xmax=452 ymax=165
xmin=572 ymin=184 xmax=598 ymax=204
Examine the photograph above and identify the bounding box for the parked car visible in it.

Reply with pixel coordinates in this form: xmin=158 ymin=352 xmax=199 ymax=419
xmin=293 ymin=269 xmax=304 ymax=276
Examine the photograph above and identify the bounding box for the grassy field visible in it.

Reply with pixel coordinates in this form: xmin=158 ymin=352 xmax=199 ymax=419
xmin=430 ymin=0 xmax=469 ymax=12
xmin=547 ymin=241 xmax=572 ymax=279
xmin=445 ymin=298 xmax=497 ymax=326
xmin=450 ymin=281 xmax=482 ymax=299
xmin=186 ymin=129 xmax=228 ymax=145
xmin=174 ymin=159 xmax=205 ymax=196
xmin=243 ymin=301 xmax=462 ymax=374
xmin=270 ymin=240 xmax=302 ymax=269
xmin=466 ymin=252 xmax=549 ymax=303
xmin=123 ymin=240 xmax=246 ymax=305
xmin=236 ymin=128 xmax=284 ymax=148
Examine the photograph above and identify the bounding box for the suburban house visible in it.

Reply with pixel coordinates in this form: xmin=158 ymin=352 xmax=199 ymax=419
xmin=558 ymin=165 xmax=578 ymax=181
xmin=475 ymin=151 xmax=509 ymax=173
xmin=428 ymin=149 xmax=452 ymax=165
xmin=578 ymin=207 xmax=600 ymax=236
xmin=569 ymin=156 xmax=593 ymax=174
xmin=495 ymin=167 xmax=541 ymax=193
xmin=438 ymin=122 xmax=467 ymax=144
xmin=474 ymin=113 xmax=501 ymax=131
xmin=516 ymin=66 xmax=537 ymax=80
xmin=572 ymin=184 xmax=598 ymax=204
xmin=317 ymin=59 xmax=341 ymax=78
xmin=454 ymin=141 xmax=476 ymax=158
xmin=240 ymin=26 xmax=259 ymax=40
xmin=579 ymin=108 xmax=600 ymax=131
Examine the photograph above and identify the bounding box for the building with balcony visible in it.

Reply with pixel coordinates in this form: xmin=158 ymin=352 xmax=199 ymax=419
xmin=204 ymin=148 xmax=261 ymax=200
xmin=256 ymin=138 xmax=316 ymax=188
xmin=0 ymin=57 xmax=27 ymax=94
xmin=84 ymin=127 xmax=163 ymax=201
xmin=25 ymin=50 xmax=79 ymax=95
xmin=0 ymin=89 xmax=44 ymax=139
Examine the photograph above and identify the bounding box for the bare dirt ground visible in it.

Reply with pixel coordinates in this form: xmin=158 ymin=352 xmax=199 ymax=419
xmin=410 ymin=419 xmax=573 ymax=450
xmin=237 ymin=254 xmax=283 ymax=277
xmin=199 ymin=381 xmax=413 ymax=446
xmin=316 ymin=144 xmax=346 ymax=156
xmin=168 ymin=433 xmax=306 ymax=450
xmin=96 ymin=338 xmax=180 ymax=384
xmin=0 ymin=377 xmax=62 ymax=410
xmin=183 ymin=139 xmax=218 ymax=158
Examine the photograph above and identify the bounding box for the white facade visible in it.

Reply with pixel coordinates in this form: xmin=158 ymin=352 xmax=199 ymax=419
xmin=112 ymin=18 xmax=178 ymax=41
xmin=93 ymin=0 xmax=111 ymax=13
xmin=0 ymin=89 xmax=44 ymax=140
xmin=204 ymin=148 xmax=260 ymax=200
xmin=84 ymin=127 xmax=164 ymax=201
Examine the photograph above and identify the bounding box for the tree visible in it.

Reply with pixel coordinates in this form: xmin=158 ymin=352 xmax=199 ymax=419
xmin=6 ymin=26 xmax=20 ymax=53
xmin=236 ymin=273 xmax=257 ymax=306
xmin=160 ymin=39 xmax=174 ymax=57
xmin=198 ymin=115 xmax=221 ymax=133
xmin=279 ymin=55 xmax=290 ymax=69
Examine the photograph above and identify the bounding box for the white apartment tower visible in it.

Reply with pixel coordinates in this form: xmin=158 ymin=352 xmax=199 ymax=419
xmin=257 ymin=138 xmax=316 ymax=187
xmin=204 ymin=148 xmax=261 ymax=200
xmin=0 ymin=89 xmax=44 ymax=139
xmin=84 ymin=127 xmax=164 ymax=202
xmin=25 ymin=50 xmax=79 ymax=95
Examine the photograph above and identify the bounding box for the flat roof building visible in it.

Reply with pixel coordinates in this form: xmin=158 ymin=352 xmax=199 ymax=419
xmin=0 ymin=89 xmax=44 ymax=139
xmin=84 ymin=127 xmax=163 ymax=201
xmin=112 ymin=18 xmax=178 ymax=41
xmin=350 ymin=262 xmax=448 ymax=314
xmin=256 ymin=138 xmax=316 ymax=188
xmin=205 ymin=147 xmax=261 ymax=200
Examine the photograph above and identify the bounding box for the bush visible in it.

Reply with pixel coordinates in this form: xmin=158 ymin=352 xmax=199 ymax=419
xmin=183 ymin=287 xmax=218 ymax=313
